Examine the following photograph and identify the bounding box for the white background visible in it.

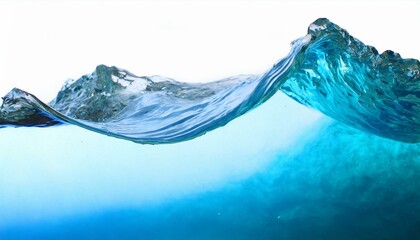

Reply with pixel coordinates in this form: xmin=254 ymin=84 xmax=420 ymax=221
xmin=0 ymin=0 xmax=419 ymax=101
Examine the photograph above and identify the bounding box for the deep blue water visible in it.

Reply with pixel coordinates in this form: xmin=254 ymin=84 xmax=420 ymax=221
xmin=0 ymin=18 xmax=419 ymax=239
xmin=1 ymin=118 xmax=419 ymax=239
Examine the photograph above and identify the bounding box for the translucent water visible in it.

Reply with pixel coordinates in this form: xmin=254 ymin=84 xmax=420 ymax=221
xmin=1 ymin=19 xmax=418 ymax=143
xmin=0 ymin=18 xmax=419 ymax=239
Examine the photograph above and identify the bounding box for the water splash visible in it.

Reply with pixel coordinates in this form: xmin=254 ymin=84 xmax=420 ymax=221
xmin=0 ymin=18 xmax=418 ymax=143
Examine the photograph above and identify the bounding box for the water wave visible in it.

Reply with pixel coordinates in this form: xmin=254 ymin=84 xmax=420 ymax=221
xmin=0 ymin=18 xmax=418 ymax=143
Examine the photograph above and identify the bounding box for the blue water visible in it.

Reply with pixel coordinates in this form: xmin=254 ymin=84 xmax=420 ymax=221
xmin=1 ymin=19 xmax=418 ymax=143
xmin=0 ymin=18 xmax=419 ymax=239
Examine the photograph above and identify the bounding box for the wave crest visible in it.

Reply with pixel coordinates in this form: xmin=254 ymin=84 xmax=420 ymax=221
xmin=1 ymin=18 xmax=418 ymax=143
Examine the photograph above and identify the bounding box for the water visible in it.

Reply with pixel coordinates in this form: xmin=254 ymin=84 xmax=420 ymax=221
xmin=0 ymin=18 xmax=419 ymax=239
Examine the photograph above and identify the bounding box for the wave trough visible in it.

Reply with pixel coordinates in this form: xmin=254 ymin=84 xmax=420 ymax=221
xmin=0 ymin=18 xmax=418 ymax=143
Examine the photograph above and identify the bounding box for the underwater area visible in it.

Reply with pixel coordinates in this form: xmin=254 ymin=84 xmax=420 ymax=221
xmin=0 ymin=18 xmax=419 ymax=239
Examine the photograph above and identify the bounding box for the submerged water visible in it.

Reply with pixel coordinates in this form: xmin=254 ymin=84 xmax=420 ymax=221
xmin=0 ymin=18 xmax=419 ymax=239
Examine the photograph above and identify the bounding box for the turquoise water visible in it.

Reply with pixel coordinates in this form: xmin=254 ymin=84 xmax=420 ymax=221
xmin=0 ymin=18 xmax=419 ymax=239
